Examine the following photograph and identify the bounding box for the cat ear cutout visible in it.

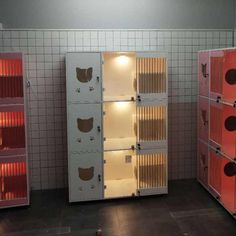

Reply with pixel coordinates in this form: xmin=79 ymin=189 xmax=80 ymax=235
xmin=76 ymin=67 xmax=93 ymax=83
xmin=77 ymin=117 xmax=94 ymax=133
xmin=200 ymin=154 xmax=206 ymax=166
xmin=224 ymin=162 xmax=236 ymax=177
xmin=225 ymin=69 xmax=236 ymax=85
xmin=201 ymin=110 xmax=208 ymax=126
xmin=224 ymin=116 xmax=236 ymax=131
xmin=201 ymin=64 xmax=208 ymax=78
xmin=78 ymin=167 xmax=94 ymax=181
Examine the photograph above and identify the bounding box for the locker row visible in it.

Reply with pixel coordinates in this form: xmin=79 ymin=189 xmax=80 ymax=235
xmin=66 ymin=52 xmax=168 ymax=202
xmin=67 ymin=102 xmax=167 ymax=154
xmin=198 ymin=96 xmax=236 ymax=158
xmin=198 ymin=140 xmax=236 ymax=214
xmin=66 ymin=52 xmax=167 ymax=103
xmin=69 ymin=149 xmax=168 ymax=202
xmin=198 ymin=49 xmax=236 ymax=103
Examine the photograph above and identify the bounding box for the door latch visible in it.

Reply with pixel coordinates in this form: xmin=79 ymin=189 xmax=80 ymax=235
xmin=98 ymin=174 xmax=102 ymax=182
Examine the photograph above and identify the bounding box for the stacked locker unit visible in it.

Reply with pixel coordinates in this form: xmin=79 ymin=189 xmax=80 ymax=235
xmin=66 ymin=52 xmax=168 ymax=202
xmin=0 ymin=53 xmax=29 ymax=208
xmin=198 ymin=49 xmax=236 ymax=218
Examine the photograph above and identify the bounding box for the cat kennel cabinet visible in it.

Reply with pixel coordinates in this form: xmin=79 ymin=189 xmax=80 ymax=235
xmin=66 ymin=52 xmax=168 ymax=202
xmin=198 ymin=48 xmax=236 ymax=218
xmin=0 ymin=53 xmax=29 ymax=208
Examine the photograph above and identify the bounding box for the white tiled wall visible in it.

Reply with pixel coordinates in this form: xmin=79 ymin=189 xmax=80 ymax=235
xmin=0 ymin=29 xmax=233 ymax=190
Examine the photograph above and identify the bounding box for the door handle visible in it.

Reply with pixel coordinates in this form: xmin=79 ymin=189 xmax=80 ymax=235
xmin=98 ymin=174 xmax=102 ymax=182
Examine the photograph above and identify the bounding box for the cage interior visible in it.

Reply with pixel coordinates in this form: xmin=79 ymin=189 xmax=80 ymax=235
xmin=104 ymin=150 xmax=137 ymax=198
xmin=0 ymin=160 xmax=27 ymax=201
xmin=102 ymin=52 xmax=136 ymax=101
xmin=0 ymin=112 xmax=25 ymax=150
xmin=103 ymin=101 xmax=136 ymax=150
xmin=0 ymin=59 xmax=23 ymax=98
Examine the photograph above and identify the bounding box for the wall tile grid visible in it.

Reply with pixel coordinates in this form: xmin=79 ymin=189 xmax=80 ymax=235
xmin=0 ymin=30 xmax=233 ymax=190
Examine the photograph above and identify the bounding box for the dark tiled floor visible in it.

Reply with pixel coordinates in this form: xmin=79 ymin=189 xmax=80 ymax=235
xmin=0 ymin=179 xmax=236 ymax=236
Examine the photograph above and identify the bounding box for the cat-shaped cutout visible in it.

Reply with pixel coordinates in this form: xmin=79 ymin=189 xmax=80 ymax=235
xmin=76 ymin=67 xmax=93 ymax=83
xmin=224 ymin=161 xmax=236 ymax=177
xmin=77 ymin=117 xmax=94 ymax=133
xmin=224 ymin=116 xmax=236 ymax=131
xmin=201 ymin=110 xmax=208 ymax=126
xmin=78 ymin=167 xmax=94 ymax=181
xmin=201 ymin=64 xmax=208 ymax=78
xmin=200 ymin=154 xmax=206 ymax=166
xmin=225 ymin=69 xmax=236 ymax=85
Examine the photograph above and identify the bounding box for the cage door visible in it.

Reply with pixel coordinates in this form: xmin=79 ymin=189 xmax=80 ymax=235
xmin=137 ymin=150 xmax=168 ymax=196
xmin=136 ymin=53 xmax=167 ymax=102
xmin=68 ymin=153 xmax=103 ymax=202
xmin=66 ymin=52 xmax=101 ymax=103
xmin=136 ymin=105 xmax=167 ymax=150
xmin=67 ymin=103 xmax=102 ymax=154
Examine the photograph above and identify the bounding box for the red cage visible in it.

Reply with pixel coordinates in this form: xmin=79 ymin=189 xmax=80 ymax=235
xmin=0 ymin=156 xmax=28 ymax=207
xmin=221 ymin=157 xmax=236 ymax=214
xmin=210 ymin=49 xmax=236 ymax=102
xmin=0 ymin=58 xmax=23 ymax=100
xmin=0 ymin=53 xmax=29 ymax=208
xmin=210 ymin=101 xmax=236 ymax=158
xmin=198 ymin=51 xmax=210 ymax=97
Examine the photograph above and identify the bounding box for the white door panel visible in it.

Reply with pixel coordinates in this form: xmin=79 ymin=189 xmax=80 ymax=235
xmin=69 ymin=153 xmax=103 ymax=202
xmin=67 ymin=103 xmax=102 ymax=154
xmin=66 ymin=52 xmax=101 ymax=103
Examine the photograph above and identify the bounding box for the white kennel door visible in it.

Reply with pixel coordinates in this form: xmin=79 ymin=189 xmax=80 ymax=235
xmin=66 ymin=52 xmax=101 ymax=103
xmin=69 ymin=153 xmax=103 ymax=202
xmin=67 ymin=103 xmax=102 ymax=154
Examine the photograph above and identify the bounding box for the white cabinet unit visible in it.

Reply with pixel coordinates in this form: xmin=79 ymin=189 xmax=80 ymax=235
xmin=66 ymin=52 xmax=168 ymax=202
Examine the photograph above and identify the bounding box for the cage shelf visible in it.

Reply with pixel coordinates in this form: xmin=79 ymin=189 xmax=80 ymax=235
xmin=104 ymin=137 xmax=136 ymax=151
